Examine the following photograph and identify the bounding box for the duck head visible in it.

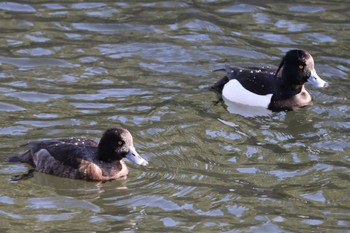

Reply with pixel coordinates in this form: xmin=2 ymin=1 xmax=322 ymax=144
xmin=98 ymin=127 xmax=148 ymax=166
xmin=275 ymin=49 xmax=329 ymax=88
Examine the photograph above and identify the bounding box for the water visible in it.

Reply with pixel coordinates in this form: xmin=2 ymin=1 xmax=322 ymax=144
xmin=0 ymin=1 xmax=349 ymax=232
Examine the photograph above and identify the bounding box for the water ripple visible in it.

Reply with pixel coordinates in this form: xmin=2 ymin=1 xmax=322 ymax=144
xmin=0 ymin=56 xmax=77 ymax=68
xmin=0 ymin=2 xmax=36 ymax=12
xmin=0 ymin=0 xmax=348 ymax=232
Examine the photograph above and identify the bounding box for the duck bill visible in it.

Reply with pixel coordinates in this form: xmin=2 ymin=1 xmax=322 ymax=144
xmin=125 ymin=146 xmax=149 ymax=166
xmin=307 ymin=69 xmax=329 ymax=88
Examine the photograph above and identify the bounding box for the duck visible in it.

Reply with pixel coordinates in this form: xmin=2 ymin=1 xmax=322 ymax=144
xmin=212 ymin=49 xmax=329 ymax=112
xmin=7 ymin=127 xmax=148 ymax=181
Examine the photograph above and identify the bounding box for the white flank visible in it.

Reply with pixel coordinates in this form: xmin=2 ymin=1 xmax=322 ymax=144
xmin=222 ymin=79 xmax=272 ymax=108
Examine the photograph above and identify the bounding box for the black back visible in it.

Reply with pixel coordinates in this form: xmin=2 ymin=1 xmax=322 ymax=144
xmin=212 ymin=65 xmax=280 ymax=95
xmin=28 ymin=138 xmax=99 ymax=169
xmin=212 ymin=50 xmax=317 ymax=111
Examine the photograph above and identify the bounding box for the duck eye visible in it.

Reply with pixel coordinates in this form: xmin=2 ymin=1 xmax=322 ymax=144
xmin=299 ymin=65 xmax=304 ymax=69
xmin=117 ymin=140 xmax=123 ymax=146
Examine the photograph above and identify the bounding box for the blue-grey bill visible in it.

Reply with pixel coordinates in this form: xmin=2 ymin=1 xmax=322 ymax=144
xmin=125 ymin=146 xmax=149 ymax=166
xmin=308 ymin=69 xmax=329 ymax=88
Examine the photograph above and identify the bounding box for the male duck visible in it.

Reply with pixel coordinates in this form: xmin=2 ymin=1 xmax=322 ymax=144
xmin=212 ymin=49 xmax=329 ymax=111
xmin=7 ymin=127 xmax=148 ymax=181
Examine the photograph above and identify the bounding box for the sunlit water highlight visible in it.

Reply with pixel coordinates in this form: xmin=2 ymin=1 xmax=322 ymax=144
xmin=0 ymin=1 xmax=349 ymax=232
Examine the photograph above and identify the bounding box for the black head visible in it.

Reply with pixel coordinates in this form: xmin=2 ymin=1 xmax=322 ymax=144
xmin=97 ymin=127 xmax=148 ymax=166
xmin=275 ymin=50 xmax=328 ymax=88
xmin=98 ymin=128 xmax=133 ymax=162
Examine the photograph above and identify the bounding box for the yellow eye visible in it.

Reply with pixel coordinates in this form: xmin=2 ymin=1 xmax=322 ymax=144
xmin=299 ymin=65 xmax=304 ymax=69
xmin=117 ymin=140 xmax=123 ymax=145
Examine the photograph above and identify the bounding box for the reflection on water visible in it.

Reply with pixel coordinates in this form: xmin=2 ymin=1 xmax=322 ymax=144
xmin=0 ymin=0 xmax=349 ymax=232
xmin=223 ymin=96 xmax=272 ymax=117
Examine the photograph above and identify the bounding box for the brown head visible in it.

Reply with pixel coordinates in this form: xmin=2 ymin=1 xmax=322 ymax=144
xmin=97 ymin=127 xmax=148 ymax=166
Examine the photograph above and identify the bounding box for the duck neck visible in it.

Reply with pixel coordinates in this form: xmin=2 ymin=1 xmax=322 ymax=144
xmin=282 ymin=83 xmax=303 ymax=93
xmin=282 ymin=69 xmax=304 ymax=94
xmin=97 ymin=142 xmax=116 ymax=163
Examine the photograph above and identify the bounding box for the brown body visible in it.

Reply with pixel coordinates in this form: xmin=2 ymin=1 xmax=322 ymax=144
xmin=32 ymin=149 xmax=128 ymax=181
xmin=7 ymin=128 xmax=148 ymax=181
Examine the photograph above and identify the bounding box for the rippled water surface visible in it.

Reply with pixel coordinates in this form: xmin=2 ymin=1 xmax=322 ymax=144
xmin=0 ymin=1 xmax=349 ymax=232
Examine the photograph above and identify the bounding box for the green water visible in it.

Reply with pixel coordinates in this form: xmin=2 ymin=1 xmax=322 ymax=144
xmin=0 ymin=1 xmax=349 ymax=232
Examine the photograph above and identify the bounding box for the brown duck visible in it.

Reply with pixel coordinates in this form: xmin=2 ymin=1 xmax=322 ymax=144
xmin=7 ymin=127 xmax=148 ymax=181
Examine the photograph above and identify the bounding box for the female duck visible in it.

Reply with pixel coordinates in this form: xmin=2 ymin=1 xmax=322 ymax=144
xmin=7 ymin=127 xmax=148 ymax=181
xmin=212 ymin=49 xmax=329 ymax=111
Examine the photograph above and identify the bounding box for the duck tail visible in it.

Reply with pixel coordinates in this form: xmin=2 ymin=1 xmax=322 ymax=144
xmin=211 ymin=65 xmax=234 ymax=93
xmin=6 ymin=154 xmax=22 ymax=163
xmin=213 ymin=65 xmax=235 ymax=74
xmin=212 ymin=68 xmax=226 ymax=72
xmin=6 ymin=151 xmax=34 ymax=166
